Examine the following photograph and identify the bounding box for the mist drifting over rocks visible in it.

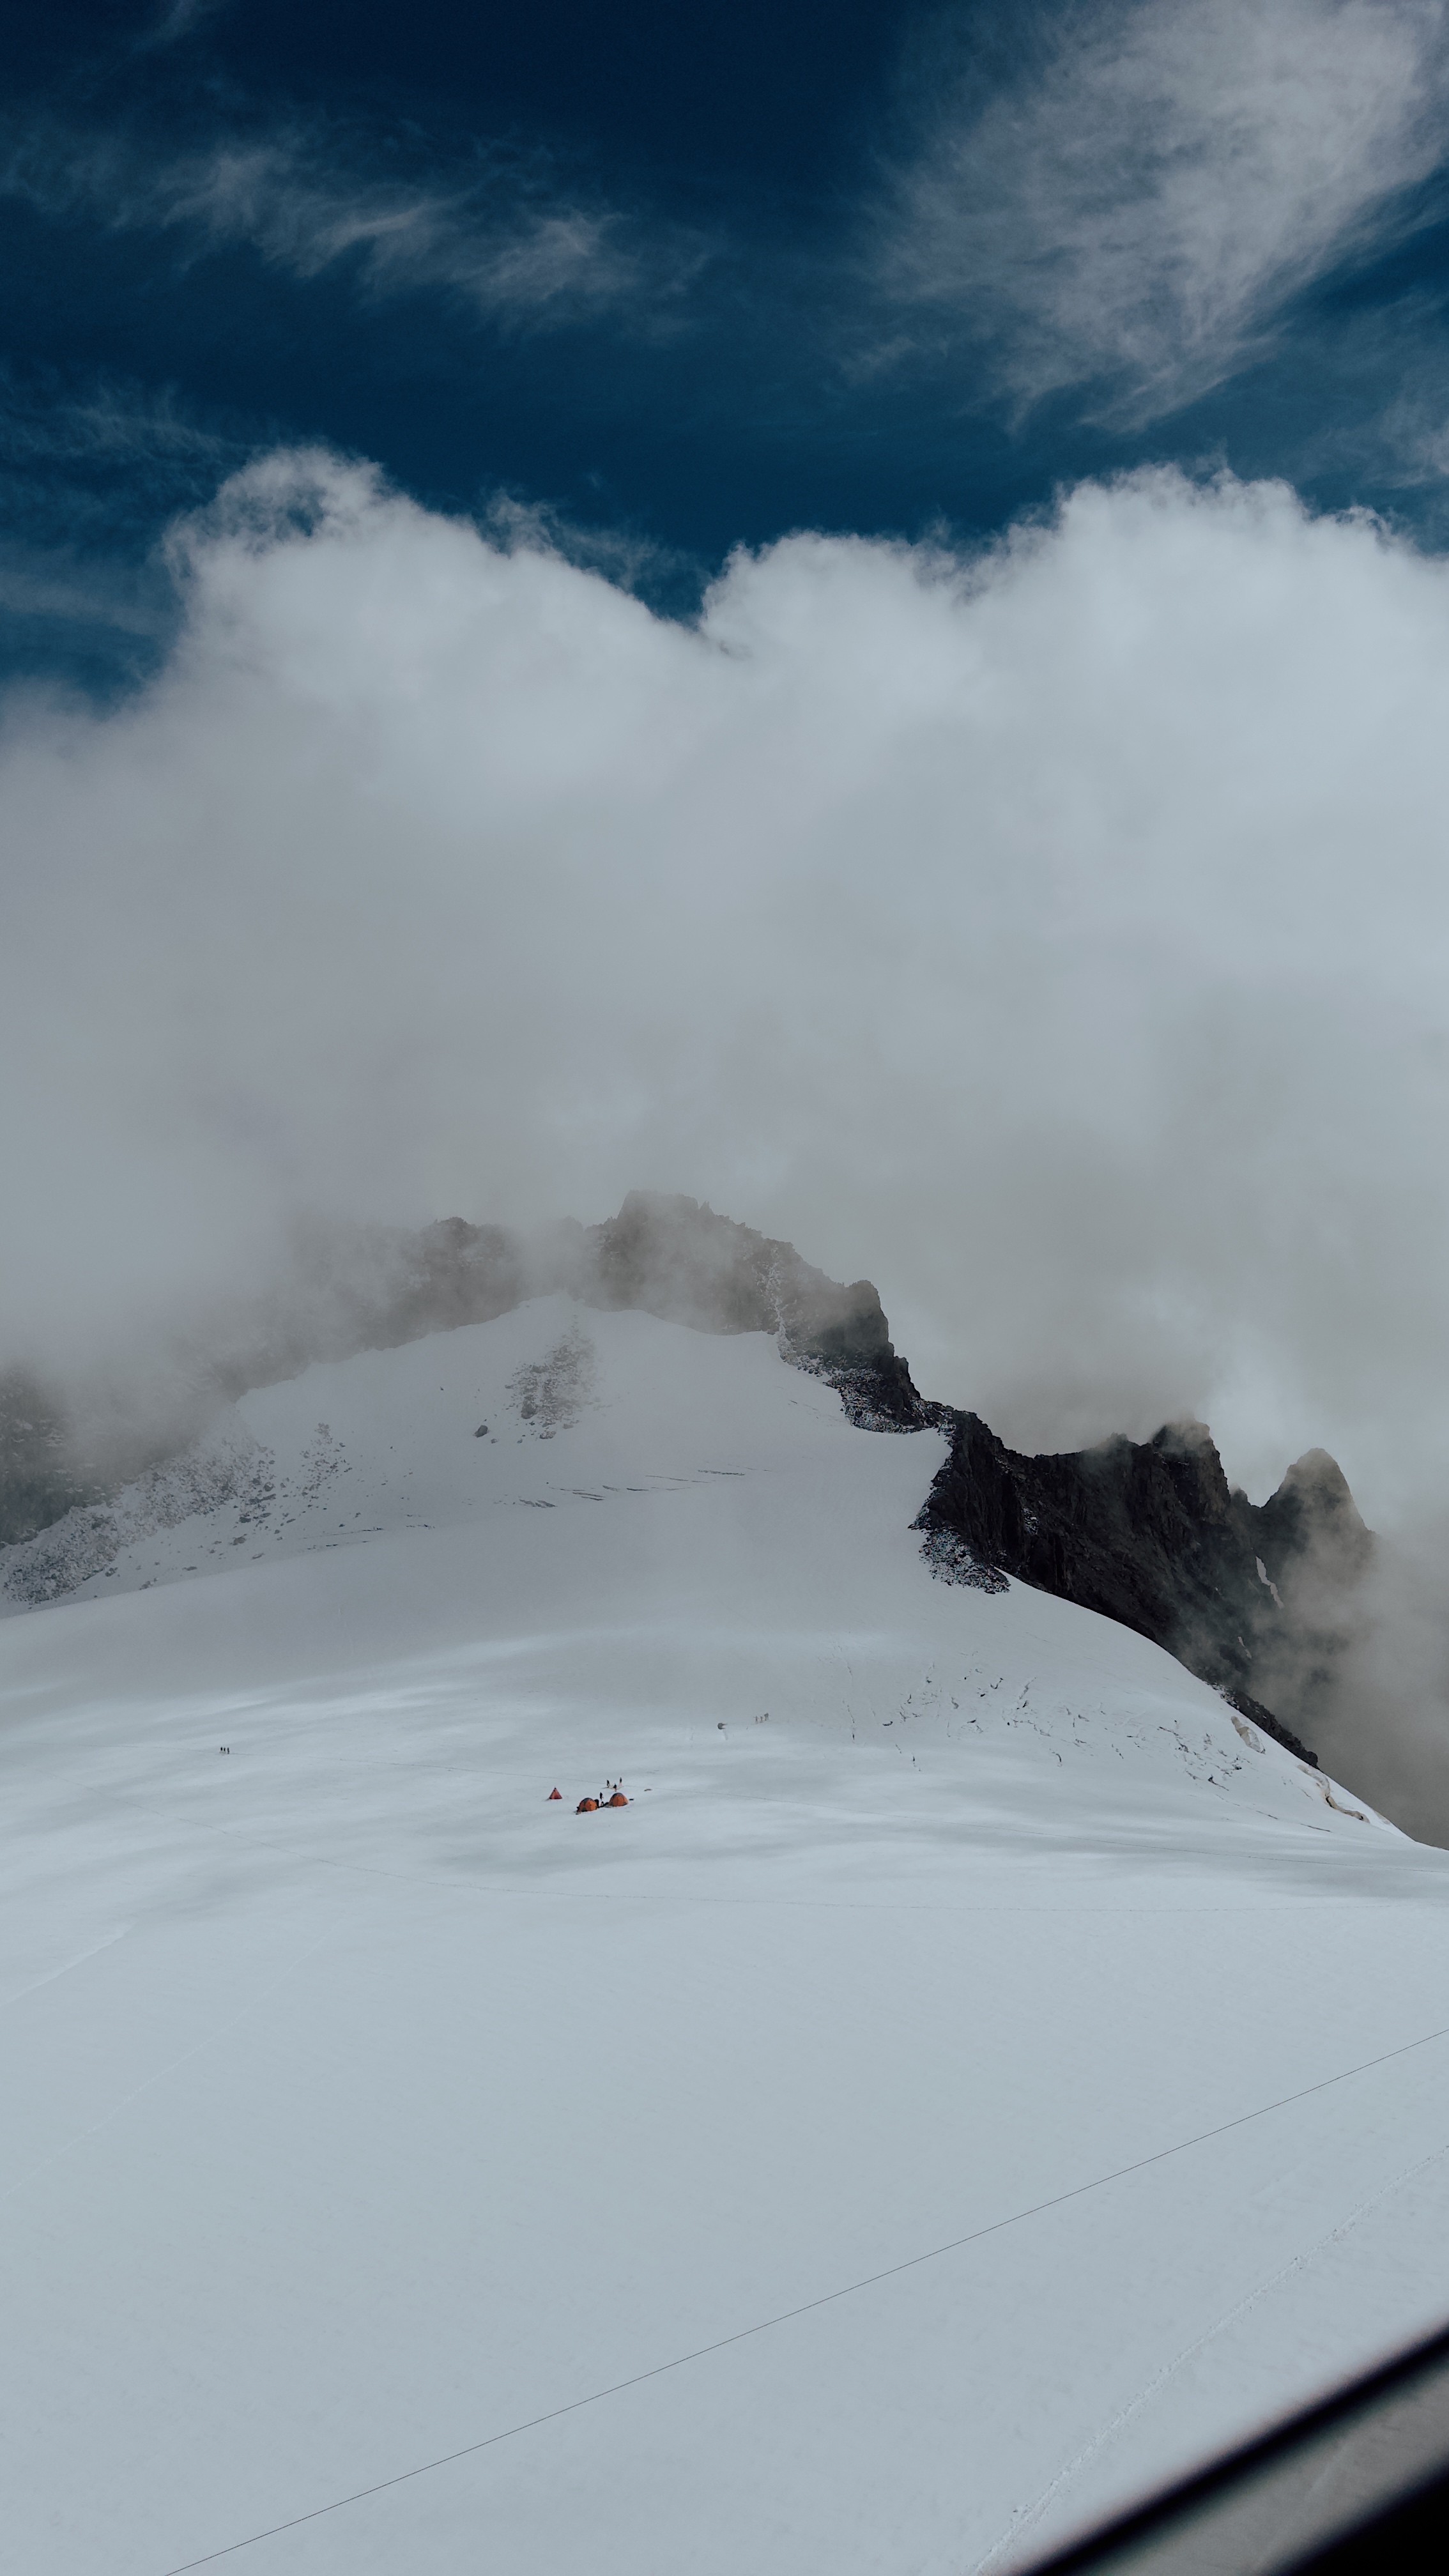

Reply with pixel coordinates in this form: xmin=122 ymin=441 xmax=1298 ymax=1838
xmin=6 ymin=451 xmax=1449 ymax=1830
xmin=2 ymin=450 xmax=1448 ymax=1510
xmin=0 ymin=1192 xmax=910 ymax=1542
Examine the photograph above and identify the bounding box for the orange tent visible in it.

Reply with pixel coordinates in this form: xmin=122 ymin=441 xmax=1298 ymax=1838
xmin=576 ymin=1796 xmax=600 ymax=1813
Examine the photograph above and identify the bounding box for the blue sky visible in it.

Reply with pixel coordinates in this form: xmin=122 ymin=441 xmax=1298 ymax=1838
xmin=7 ymin=0 xmax=1449 ymax=689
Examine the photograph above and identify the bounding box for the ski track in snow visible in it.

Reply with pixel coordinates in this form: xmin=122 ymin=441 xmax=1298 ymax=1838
xmin=2 ymin=1296 xmax=1448 ymax=2576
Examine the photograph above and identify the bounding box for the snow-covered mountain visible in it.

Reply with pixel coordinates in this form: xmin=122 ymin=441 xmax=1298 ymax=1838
xmin=0 ymin=1190 xmax=1372 ymax=1774
xmin=0 ymin=1288 xmax=905 ymax=1615
xmin=0 ymin=1188 xmax=914 ymax=1553
xmin=5 ymin=1284 xmax=1449 ymax=2576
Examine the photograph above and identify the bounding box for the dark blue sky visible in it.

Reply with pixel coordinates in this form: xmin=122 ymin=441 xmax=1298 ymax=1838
xmin=5 ymin=0 xmax=1449 ymax=689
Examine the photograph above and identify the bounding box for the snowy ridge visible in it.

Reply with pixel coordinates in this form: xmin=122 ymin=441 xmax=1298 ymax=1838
xmin=0 ymin=1300 xmax=1392 ymax=1832
xmin=3 ymin=1295 xmax=1446 ymax=2576
xmin=0 ymin=1192 xmax=1365 ymax=1771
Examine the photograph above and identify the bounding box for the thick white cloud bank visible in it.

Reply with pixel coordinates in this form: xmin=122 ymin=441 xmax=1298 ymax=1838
xmin=6 ymin=451 xmax=1449 ymax=1524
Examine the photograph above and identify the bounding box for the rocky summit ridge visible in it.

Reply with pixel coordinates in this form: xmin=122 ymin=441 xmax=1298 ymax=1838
xmin=910 ymin=1414 xmax=1372 ymax=1766
xmin=0 ymin=1192 xmax=1367 ymax=1761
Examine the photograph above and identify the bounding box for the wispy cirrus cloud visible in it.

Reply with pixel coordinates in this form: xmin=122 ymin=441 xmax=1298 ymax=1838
xmin=1 ymin=119 xmax=705 ymax=331
xmin=0 ymin=366 xmax=244 ymax=472
xmin=880 ymin=0 xmax=1449 ymax=422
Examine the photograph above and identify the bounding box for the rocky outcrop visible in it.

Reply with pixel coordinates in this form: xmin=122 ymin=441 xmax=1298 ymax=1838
xmin=912 ymin=1412 xmax=1372 ymax=1763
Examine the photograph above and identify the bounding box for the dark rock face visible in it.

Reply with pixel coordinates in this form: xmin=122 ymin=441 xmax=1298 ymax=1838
xmin=913 ymin=1412 xmax=1372 ymax=1764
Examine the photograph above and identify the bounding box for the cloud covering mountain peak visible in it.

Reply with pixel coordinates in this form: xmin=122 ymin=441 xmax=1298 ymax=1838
xmin=6 ymin=448 xmax=1449 ymax=1531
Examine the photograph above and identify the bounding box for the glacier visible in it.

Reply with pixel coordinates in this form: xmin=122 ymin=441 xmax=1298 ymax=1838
xmin=3 ymin=1297 xmax=1448 ymax=2575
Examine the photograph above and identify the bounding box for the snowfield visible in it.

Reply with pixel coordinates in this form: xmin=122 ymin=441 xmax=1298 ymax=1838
xmin=4 ymin=1299 xmax=1449 ymax=2576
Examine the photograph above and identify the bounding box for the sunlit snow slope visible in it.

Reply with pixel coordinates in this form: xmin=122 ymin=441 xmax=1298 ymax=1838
xmin=4 ymin=1299 xmax=1449 ymax=2576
